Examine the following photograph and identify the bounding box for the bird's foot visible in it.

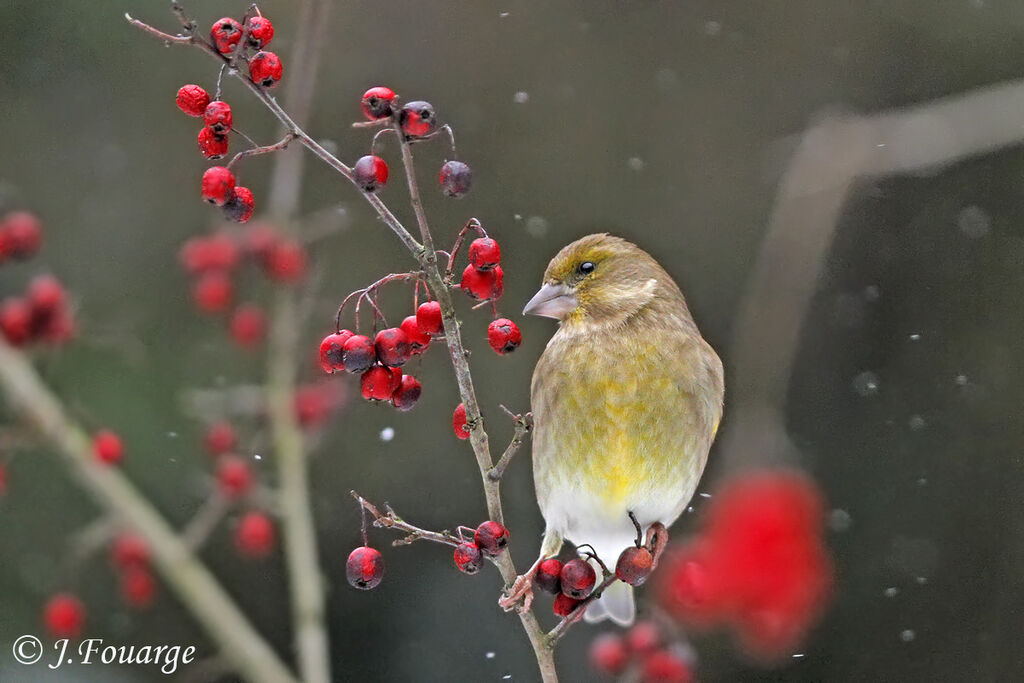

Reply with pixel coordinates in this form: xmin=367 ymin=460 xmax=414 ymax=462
xmin=499 ymin=574 xmax=535 ymax=613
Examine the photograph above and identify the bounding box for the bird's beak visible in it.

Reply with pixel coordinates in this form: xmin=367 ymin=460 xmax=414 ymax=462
xmin=523 ymin=283 xmax=577 ymax=319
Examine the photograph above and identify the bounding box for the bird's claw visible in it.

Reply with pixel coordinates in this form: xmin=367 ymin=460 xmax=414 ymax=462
xmin=499 ymin=574 xmax=534 ymax=613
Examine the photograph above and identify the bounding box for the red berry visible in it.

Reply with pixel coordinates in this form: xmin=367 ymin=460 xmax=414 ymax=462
xmin=249 ymin=50 xmax=283 ymax=87
xmin=244 ymin=223 xmax=279 ymax=260
xmin=400 ymin=316 xmax=431 ymax=354
xmin=487 ymin=318 xmax=522 ymax=354
xmin=319 ymin=330 xmax=353 ymax=373
xmin=201 ymin=166 xmax=236 ymax=206
xmin=204 ymin=420 xmax=237 ymax=456
xmin=223 ymin=186 xmax=255 ymax=223
xmin=415 ymin=301 xmax=443 ymax=336
xmin=474 ymin=521 xmax=510 ymax=555
xmin=353 ymin=155 xmax=389 ymax=193
xmin=452 ymin=403 xmax=470 ymax=440
xmin=294 ymin=383 xmax=339 ymax=427
xmin=203 ymin=100 xmax=233 ymax=134
xmin=641 ymin=650 xmax=693 ymax=683
xmin=454 ymin=542 xmax=484 ymax=574
xmin=553 ymin=593 xmax=583 ymax=618
xmin=40 ymin=311 xmax=75 ymax=345
xmin=347 ymin=546 xmax=385 ymax=589
xmin=176 ymin=84 xmax=210 ymax=117
xmin=263 ymin=239 xmax=307 ymax=283
xmin=236 ymin=511 xmax=276 ymax=557
xmin=535 ymin=558 xmax=563 ymax=594
xmin=361 ymin=86 xmax=396 ymax=120
xmin=399 ymin=101 xmax=437 ymax=138
xmin=217 ymin=455 xmax=253 ymax=496
xmin=461 ymin=264 xmax=504 ymax=300
xmin=192 ymin=271 xmax=234 ymax=314
xmin=0 ymin=463 xmax=7 ymax=496
xmin=229 ymin=304 xmax=266 ymax=348
xmin=342 ymin=334 xmax=376 ymax=373
xmin=439 ymin=160 xmax=472 ymax=198
xmin=197 ymin=126 xmax=229 ymax=159
xmin=589 ymin=633 xmax=630 ymax=675
xmin=391 ymin=375 xmax=422 ymax=411
xmin=210 ymin=17 xmax=243 ymax=54
xmin=468 ymin=237 xmax=501 ymax=270
xmin=245 ymin=16 xmax=274 ymax=49
xmin=120 ymin=567 xmax=157 ymax=609
xmin=93 ymin=429 xmax=124 ymax=465
xmin=111 ymin=533 xmax=149 ymax=569
xmin=626 ymin=621 xmax=662 ymax=654
xmin=360 ymin=365 xmax=397 ymax=401
xmin=0 ymin=297 xmax=32 ymax=346
xmin=27 ymin=274 xmax=66 ymax=315
xmin=2 ymin=211 xmax=43 ymax=259
xmin=179 ymin=234 xmax=240 ymax=274
xmin=374 ymin=327 xmax=411 ymax=367
xmin=560 ymin=558 xmax=597 ymax=599
xmin=43 ymin=593 xmax=84 ymax=638
xmin=616 ymin=545 xmax=655 ymax=586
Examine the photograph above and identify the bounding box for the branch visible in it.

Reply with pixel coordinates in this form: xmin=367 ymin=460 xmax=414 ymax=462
xmin=227 ymin=133 xmax=297 ymax=171
xmin=351 ymin=491 xmax=465 ymax=548
xmin=488 ymin=408 xmax=532 ymax=481
xmin=545 ymin=574 xmax=619 ymax=647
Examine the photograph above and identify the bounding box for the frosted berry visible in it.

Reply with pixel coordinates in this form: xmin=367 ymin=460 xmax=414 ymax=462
xmin=120 ymin=567 xmax=156 ymax=608
xmin=43 ymin=593 xmax=85 ymax=638
xmin=27 ymin=274 xmax=66 ymax=316
xmin=201 ymin=166 xmax=236 ymax=205
xmin=642 ymin=650 xmax=693 ymax=683
xmin=111 ymin=533 xmax=149 ymax=569
xmin=487 ymin=318 xmax=522 ymax=354
xmin=211 ymin=17 xmax=243 ymax=54
xmin=535 ymin=558 xmax=563 ymax=594
xmin=374 ymin=327 xmax=412 ymax=367
xmin=474 ymin=521 xmax=510 ymax=556
xmin=399 ymin=100 xmax=437 ymax=138
xmin=452 ymin=403 xmax=470 ymax=440
xmin=460 ymin=264 xmax=503 ymax=300
xmin=361 ymin=86 xmax=396 ymax=120
xmin=224 ymin=186 xmax=255 ymax=223
xmin=400 ymin=316 xmax=431 ymax=354
xmin=197 ymin=126 xmax=229 ymax=159
xmin=616 ymin=545 xmax=654 ymax=586
xmin=204 ymin=421 xmax=237 ymax=456
xmin=229 ymin=304 xmax=266 ymax=348
xmin=236 ymin=511 xmax=276 ymax=557
xmin=93 ymin=429 xmax=124 ymax=465
xmin=217 ymin=456 xmax=253 ymax=496
xmin=353 ymin=155 xmax=388 ymax=193
xmin=263 ymin=240 xmax=307 ymax=283
xmin=391 ymin=375 xmax=422 ymax=411
xmin=203 ymin=100 xmax=233 ymax=134
xmin=346 ymin=546 xmax=384 ymax=589
xmin=415 ymin=301 xmax=443 ymax=336
xmin=589 ymin=633 xmax=630 ymax=675
xmin=250 ymin=50 xmax=283 ymax=87
xmin=179 ymin=234 xmax=240 ymax=274
xmin=342 ymin=334 xmax=376 ymax=373
xmin=454 ymin=542 xmax=483 ymax=574
xmin=553 ymin=593 xmax=583 ymax=618
xmin=176 ymin=84 xmax=210 ymax=117
xmin=192 ymin=271 xmax=234 ymax=314
xmin=2 ymin=211 xmax=43 ymax=259
xmin=0 ymin=297 xmax=32 ymax=346
xmin=468 ymin=237 xmax=501 ymax=270
xmin=361 ymin=365 xmax=397 ymax=401
xmin=560 ymin=558 xmax=597 ymax=599
xmin=245 ymin=16 xmax=274 ymax=49
xmin=319 ymin=330 xmax=353 ymax=373
xmin=439 ymin=160 xmax=472 ymax=198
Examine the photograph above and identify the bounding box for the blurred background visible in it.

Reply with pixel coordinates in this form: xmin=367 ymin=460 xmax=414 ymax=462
xmin=2 ymin=0 xmax=1023 ymax=681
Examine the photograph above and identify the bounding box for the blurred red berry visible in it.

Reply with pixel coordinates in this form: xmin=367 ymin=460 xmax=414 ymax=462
xmin=43 ymin=593 xmax=84 ymax=638
xmin=0 ymin=464 xmax=7 ymax=496
xmin=460 ymin=264 xmax=503 ymax=300
xmin=263 ymin=239 xmax=307 ymax=283
xmin=192 ymin=271 xmax=234 ymax=314
xmin=439 ymin=160 xmax=472 ymax=198
xmin=203 ymin=100 xmax=233 ymax=134
xmin=249 ymin=50 xmax=283 ymax=87
xmin=197 ymin=126 xmax=229 ymax=159
xmin=641 ymin=650 xmax=693 ymax=683
xmin=1 ymin=211 xmax=43 ymax=259
xmin=361 ymin=86 xmax=396 ymax=120
xmin=454 ymin=542 xmax=483 ymax=574
xmin=391 ymin=374 xmax=422 ymax=411
xmin=487 ymin=318 xmax=522 ymax=354
xmin=553 ymin=593 xmax=583 ymax=618
xmin=0 ymin=297 xmax=32 ymax=346
xmin=217 ymin=456 xmax=253 ymax=497
xmin=616 ymin=545 xmax=655 ymax=586
xmin=346 ymin=546 xmax=385 ymax=589
xmin=236 ymin=511 xmax=276 ymax=557
xmin=468 ymin=237 xmax=501 ymax=270
xmin=589 ymin=633 xmax=630 ymax=675
xmin=626 ymin=620 xmax=662 ymax=655
xmin=415 ymin=301 xmax=443 ymax=336
xmin=204 ymin=421 xmax=237 ymax=456
xmin=201 ymin=166 xmax=236 ymax=206
xmin=120 ymin=567 xmax=157 ymax=609
xmin=535 ymin=558 xmax=563 ymax=594
xmin=560 ymin=558 xmax=596 ymax=599
xmin=245 ymin=15 xmax=274 ymax=49
xmin=179 ymin=234 xmax=240 ymax=274
xmin=452 ymin=403 xmax=470 ymax=440
xmin=26 ymin=274 xmax=66 ymax=316
xmin=474 ymin=521 xmax=510 ymax=556
xmin=353 ymin=155 xmax=389 ymax=193
xmin=341 ymin=334 xmax=376 ymax=373
xmin=111 ymin=533 xmax=149 ymax=569
xmin=93 ymin=429 xmax=124 ymax=465
xmin=223 ymin=186 xmax=255 ymax=223
xmin=374 ymin=327 xmax=411 ymax=367
xmin=293 ymin=383 xmax=339 ymax=427
xmin=361 ymin=365 xmax=397 ymax=401
xmin=243 ymin=223 xmax=279 ymax=261
xmin=229 ymin=304 xmax=266 ymax=348
xmin=210 ymin=17 xmax=243 ymax=54
xmin=400 ymin=315 xmax=431 ymax=354
xmin=176 ymin=84 xmax=210 ymax=117
xmin=319 ymin=330 xmax=353 ymax=373
xmin=40 ymin=310 xmax=75 ymax=344
xmin=399 ymin=100 xmax=437 ymax=138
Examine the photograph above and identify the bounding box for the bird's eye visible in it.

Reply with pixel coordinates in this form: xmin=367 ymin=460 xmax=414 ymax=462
xmin=578 ymin=261 xmax=596 ymax=275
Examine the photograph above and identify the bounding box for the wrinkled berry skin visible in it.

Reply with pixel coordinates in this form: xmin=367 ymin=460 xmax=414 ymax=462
xmin=439 ymin=160 xmax=472 ymax=198
xmin=487 ymin=318 xmax=522 ymax=354
xmin=454 ymin=542 xmax=484 ymax=574
xmin=452 ymin=403 xmax=470 ymax=440
xmin=400 ymin=315 xmax=430 ymax=354
xmin=201 ymin=166 xmax=236 ymax=205
xmin=468 ymin=237 xmax=501 ymax=270
xmin=553 ymin=593 xmax=583 ymax=617
xmin=211 ymin=17 xmax=243 ymax=54
xmin=203 ymin=100 xmax=233 ymax=133
xmin=361 ymin=86 xmax=396 ymax=120
xmin=399 ymin=100 xmax=437 ymax=138
xmin=223 ymin=187 xmax=255 ymax=223
xmin=197 ymin=127 xmax=229 ymax=159
xmin=374 ymin=327 xmax=411 ymax=367
xmin=461 ymin=264 xmax=504 ymax=300
xmin=415 ymin=301 xmax=443 ymax=336
xmin=474 ymin=521 xmax=510 ymax=556
xmin=176 ymin=84 xmax=210 ymax=117
xmin=342 ymin=334 xmax=376 ymax=373
xmin=535 ymin=558 xmax=563 ymax=594
xmin=353 ymin=155 xmax=389 ymax=193
xmin=246 ymin=16 xmax=274 ymax=49
xmin=391 ymin=375 xmax=422 ymax=411
xmin=346 ymin=546 xmax=385 ymax=590
xmin=319 ymin=331 xmax=353 ymax=373
xmin=249 ymin=51 xmax=283 ymax=87
xmin=616 ymin=545 xmax=655 ymax=586
xmin=560 ymin=558 xmax=597 ymax=599
xmin=361 ymin=365 xmax=397 ymax=401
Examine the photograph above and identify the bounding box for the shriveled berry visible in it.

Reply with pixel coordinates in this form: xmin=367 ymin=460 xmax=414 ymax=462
xmin=236 ymin=511 xmax=276 ymax=557
xmin=204 ymin=420 xmax=237 ymax=456
xmin=211 ymin=17 xmax=243 ymax=54
xmin=319 ymin=330 xmax=353 ymax=373
xmin=374 ymin=327 xmax=411 ymax=367
xmin=342 ymin=334 xmax=376 ymax=373
xmin=27 ymin=274 xmax=66 ymax=316
xmin=460 ymin=264 xmax=503 ymax=300
xmin=474 ymin=521 xmax=510 ymax=556
xmin=0 ymin=297 xmax=32 ymax=346
xmin=415 ymin=301 xmax=443 ymax=336
xmin=201 ymin=166 xmax=236 ymax=206
xmin=616 ymin=545 xmax=655 ymax=586
xmin=93 ymin=429 xmax=124 ymax=465
xmin=535 ymin=558 xmax=563 ymax=594
xmin=203 ymin=100 xmax=233 ymax=133
xmin=452 ymin=403 xmax=470 ymax=440
xmin=487 ymin=318 xmax=522 ymax=354
xmin=192 ymin=271 xmax=234 ymax=314
xmin=454 ymin=542 xmax=484 ymax=574
xmin=179 ymin=234 xmax=240 ymax=274
xmin=347 ymin=546 xmax=385 ymax=589
xmin=589 ymin=633 xmax=630 ymax=675
xmin=111 ymin=533 xmax=149 ymax=569
xmin=217 ymin=456 xmax=253 ymax=496
xmin=560 ymin=558 xmax=597 ymax=599
xmin=361 ymin=365 xmax=397 ymax=401
xmin=353 ymin=155 xmax=388 ymax=193
xmin=223 ymin=186 xmax=255 ymax=223
xmin=361 ymin=86 xmax=396 ymax=120
xmin=176 ymin=84 xmax=210 ymax=117
xmin=553 ymin=593 xmax=584 ymax=618
xmin=263 ymin=239 xmax=307 ymax=283
xmin=468 ymin=237 xmax=501 ymax=270
xmin=399 ymin=101 xmax=437 ymax=138
xmin=229 ymin=304 xmax=266 ymax=348
xmin=642 ymin=650 xmax=693 ymax=683
xmin=439 ymin=160 xmax=472 ymax=198
xmin=400 ymin=315 xmax=431 ymax=354
xmin=245 ymin=16 xmax=274 ymax=49
xmin=43 ymin=593 xmax=85 ymax=638
xmin=2 ymin=211 xmax=43 ymax=259
xmin=391 ymin=375 xmax=422 ymax=411
xmin=197 ymin=126 xmax=229 ymax=159
xmin=120 ymin=567 xmax=156 ymax=608
xmin=249 ymin=50 xmax=283 ymax=87
xmin=626 ymin=620 xmax=661 ymax=654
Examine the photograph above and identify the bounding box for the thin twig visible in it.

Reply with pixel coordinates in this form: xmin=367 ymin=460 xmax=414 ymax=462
xmin=351 ymin=491 xmax=465 ymax=549
xmin=545 ymin=574 xmax=619 ymax=647
xmin=181 ymin=491 xmax=232 ymax=551
xmin=488 ymin=409 xmax=532 ymax=481
xmin=226 ymin=133 xmax=297 ymax=171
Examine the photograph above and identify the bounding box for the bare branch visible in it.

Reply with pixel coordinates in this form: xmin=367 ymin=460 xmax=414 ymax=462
xmin=488 ymin=410 xmax=532 ymax=481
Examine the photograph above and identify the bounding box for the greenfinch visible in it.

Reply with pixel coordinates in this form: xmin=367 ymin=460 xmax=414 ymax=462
xmin=520 ymin=233 xmax=724 ymax=625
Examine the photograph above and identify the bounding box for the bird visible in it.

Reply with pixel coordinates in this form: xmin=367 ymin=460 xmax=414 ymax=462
xmin=509 ymin=233 xmax=724 ymax=625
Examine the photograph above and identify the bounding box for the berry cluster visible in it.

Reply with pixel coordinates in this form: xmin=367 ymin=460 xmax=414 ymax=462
xmin=453 ymin=521 xmax=510 ymax=574
xmin=208 ymin=13 xmax=280 ymax=85
xmin=110 ymin=533 xmax=157 ymax=609
xmin=531 ymin=557 xmax=599 ymax=617
xmin=588 ymin=621 xmax=695 ymax=683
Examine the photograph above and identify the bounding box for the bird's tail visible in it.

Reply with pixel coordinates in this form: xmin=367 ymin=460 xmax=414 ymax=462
xmin=584 ymin=564 xmax=635 ymax=626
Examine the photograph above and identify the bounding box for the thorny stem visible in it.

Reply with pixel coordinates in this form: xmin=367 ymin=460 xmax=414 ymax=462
xmin=226 ymin=133 xmax=297 ymax=171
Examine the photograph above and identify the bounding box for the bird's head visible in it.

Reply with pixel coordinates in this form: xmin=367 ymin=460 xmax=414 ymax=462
xmin=523 ymin=233 xmax=678 ymax=327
